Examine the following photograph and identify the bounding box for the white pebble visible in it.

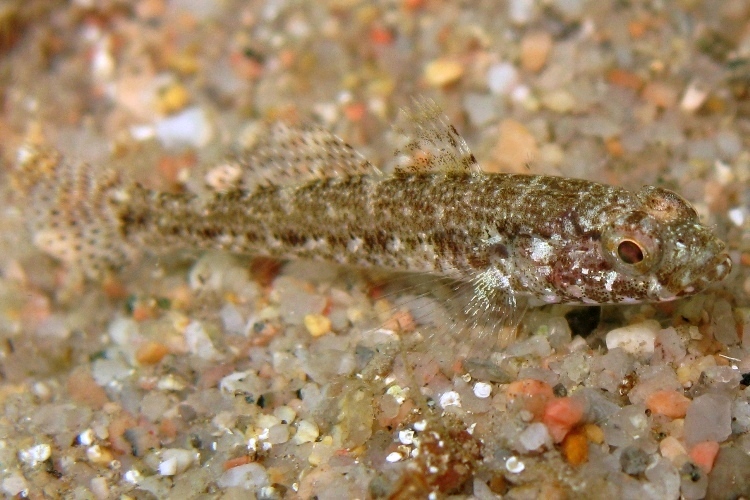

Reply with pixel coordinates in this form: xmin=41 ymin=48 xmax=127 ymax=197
xmin=714 ymin=160 xmax=735 ymax=185
xmin=386 ymin=385 xmax=408 ymax=404
xmin=32 ymin=382 xmax=51 ymax=400
xmin=185 ymin=321 xmax=223 ymax=361
xmin=413 ymin=420 xmax=427 ymax=431
xmin=158 ymin=457 xmax=178 ymax=476
xmin=680 ymin=81 xmax=708 ymax=112
xmin=2 ymin=474 xmax=28 ymax=496
xmin=220 ymin=304 xmax=246 ymax=335
xmin=158 ymin=448 xmax=199 ymax=476
xmin=217 ymin=463 xmax=269 ymax=490
xmin=256 ymin=414 xmax=281 ymax=431
xmin=398 ymin=429 xmax=415 ymax=445
xmin=508 ymin=0 xmax=535 ymax=24
xmin=155 ymin=106 xmax=212 ymax=148
xmin=157 ymin=374 xmax=186 ymax=391
xmin=78 ymin=429 xmax=95 ymax=446
xmin=728 ymin=207 xmax=745 ymax=227
xmin=473 ymin=382 xmax=492 ymax=399
xmin=487 ymin=63 xmax=519 ymax=95
xmin=293 ymin=420 xmax=319 ymax=444
xmin=505 ymin=456 xmax=525 ymax=473
xmin=605 ymin=320 xmax=659 ymax=355
xmin=511 ymin=84 xmax=531 ymax=103
xmin=518 ymin=422 xmax=552 ymax=452
xmin=89 ymin=477 xmax=109 ymax=500
xmin=312 ymin=102 xmax=339 ymax=125
xmin=273 ymin=406 xmax=297 ymax=424
xmin=19 ymin=443 xmax=51 ymax=466
xmin=439 ymin=391 xmax=462 ymax=408
xmin=130 ymin=124 xmax=155 ymax=141
xmin=386 ymin=452 xmax=403 ymax=463
xmin=260 ymin=487 xmax=280 ymax=499
xmin=123 ymin=470 xmax=141 ymax=484
xmin=189 ymin=253 xmax=243 ymax=291
xmin=219 ymin=370 xmax=261 ymax=395
xmin=91 ymin=38 xmax=115 ymax=82
xmin=108 ymin=317 xmax=139 ymax=345
xmin=92 ymin=358 xmax=133 ymax=386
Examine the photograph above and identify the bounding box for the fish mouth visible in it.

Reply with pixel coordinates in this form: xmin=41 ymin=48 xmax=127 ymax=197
xmin=700 ymin=252 xmax=732 ymax=284
xmin=675 ymin=251 xmax=732 ymax=297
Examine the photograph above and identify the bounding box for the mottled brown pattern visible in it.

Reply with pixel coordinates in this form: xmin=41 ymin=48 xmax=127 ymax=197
xmin=114 ymin=170 xmax=730 ymax=305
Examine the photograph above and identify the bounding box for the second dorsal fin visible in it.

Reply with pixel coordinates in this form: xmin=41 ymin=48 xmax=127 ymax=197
xmin=212 ymin=121 xmax=381 ymax=192
xmin=392 ymin=98 xmax=481 ymax=175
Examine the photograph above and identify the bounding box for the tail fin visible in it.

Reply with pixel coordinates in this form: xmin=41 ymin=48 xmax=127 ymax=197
xmin=14 ymin=145 xmax=140 ymax=278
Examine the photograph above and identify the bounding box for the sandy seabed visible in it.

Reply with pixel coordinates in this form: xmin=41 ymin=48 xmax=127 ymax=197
xmin=0 ymin=1 xmax=749 ymax=498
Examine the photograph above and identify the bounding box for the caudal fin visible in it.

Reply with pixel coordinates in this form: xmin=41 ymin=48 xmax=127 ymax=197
xmin=14 ymin=145 xmax=140 ymax=278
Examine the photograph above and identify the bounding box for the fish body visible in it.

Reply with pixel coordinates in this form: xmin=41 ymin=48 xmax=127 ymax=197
xmin=21 ymin=100 xmax=731 ymax=315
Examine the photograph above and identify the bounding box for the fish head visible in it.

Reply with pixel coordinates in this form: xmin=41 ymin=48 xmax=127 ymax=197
xmin=598 ymin=186 xmax=731 ymax=303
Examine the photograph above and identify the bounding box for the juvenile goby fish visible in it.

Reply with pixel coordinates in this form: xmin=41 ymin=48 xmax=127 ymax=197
xmin=20 ymin=101 xmax=731 ymax=318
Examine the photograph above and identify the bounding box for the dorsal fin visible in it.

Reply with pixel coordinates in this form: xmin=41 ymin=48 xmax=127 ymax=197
xmin=211 ymin=121 xmax=380 ymax=192
xmin=392 ymin=97 xmax=481 ymax=175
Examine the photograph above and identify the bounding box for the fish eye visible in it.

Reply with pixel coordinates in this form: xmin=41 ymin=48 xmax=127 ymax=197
xmin=602 ymin=211 xmax=661 ymax=275
xmin=617 ymin=240 xmax=644 ymax=265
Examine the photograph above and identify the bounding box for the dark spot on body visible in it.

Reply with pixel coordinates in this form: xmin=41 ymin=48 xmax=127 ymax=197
xmin=488 ymin=243 xmax=509 ymax=259
xmin=467 ymin=254 xmax=489 ymax=269
xmin=280 ymin=230 xmax=305 ymax=246
xmin=200 ymin=226 xmax=220 ymax=239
